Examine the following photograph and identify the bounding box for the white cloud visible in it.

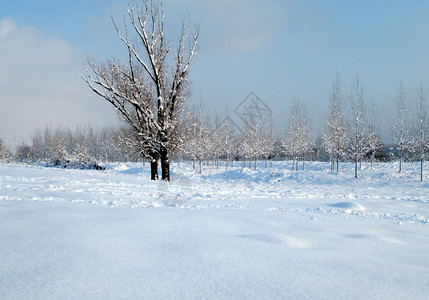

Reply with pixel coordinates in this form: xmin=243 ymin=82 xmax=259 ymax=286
xmin=174 ymin=0 xmax=283 ymax=53
xmin=0 ymin=19 xmax=15 ymax=38
xmin=0 ymin=19 xmax=118 ymax=146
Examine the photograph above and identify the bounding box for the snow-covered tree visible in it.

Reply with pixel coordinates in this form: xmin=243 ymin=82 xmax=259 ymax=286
xmin=49 ymin=128 xmax=70 ymax=166
xmin=83 ymin=0 xmax=199 ymax=181
xmin=73 ymin=127 xmax=93 ymax=166
xmin=98 ymin=127 xmax=119 ymax=162
xmin=415 ymin=82 xmax=429 ymax=181
xmin=260 ymin=116 xmax=275 ymax=168
xmin=220 ymin=115 xmax=238 ymax=169
xmin=323 ymin=74 xmax=348 ymax=172
xmin=30 ymin=129 xmax=46 ymax=163
xmin=184 ymin=102 xmax=211 ymax=173
xmin=41 ymin=126 xmax=54 ymax=162
xmin=35 ymin=126 xmax=70 ymax=165
xmin=273 ymin=138 xmax=285 ymax=160
xmin=208 ymin=114 xmax=220 ymax=166
xmin=348 ymin=77 xmax=368 ymax=178
xmin=312 ymin=136 xmax=325 ymax=162
xmin=392 ymin=81 xmax=409 ymax=173
xmin=15 ymin=143 xmax=32 ymax=163
xmin=115 ymin=124 xmax=147 ymax=160
xmin=284 ymin=99 xmax=311 ymax=171
xmin=0 ymin=138 xmax=11 ymax=162
xmin=367 ymin=104 xmax=382 ymax=170
xmin=240 ymin=109 xmax=264 ymax=169
xmin=197 ymin=115 xmax=211 ymax=172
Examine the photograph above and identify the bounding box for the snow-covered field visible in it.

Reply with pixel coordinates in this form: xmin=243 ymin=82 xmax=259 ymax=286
xmin=1 ymin=161 xmax=428 ymax=299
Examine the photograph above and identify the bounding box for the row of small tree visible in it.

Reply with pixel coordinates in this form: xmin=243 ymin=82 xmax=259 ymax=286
xmin=180 ymin=75 xmax=428 ymax=180
xmin=182 ymin=102 xmax=276 ymax=172
xmin=1 ymin=74 xmax=428 ymax=181
xmin=323 ymin=76 xmax=382 ymax=178
xmin=12 ymin=126 xmax=139 ymax=167
xmin=392 ymin=81 xmax=429 ymax=181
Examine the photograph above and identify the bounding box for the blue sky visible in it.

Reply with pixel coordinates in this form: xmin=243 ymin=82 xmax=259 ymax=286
xmin=1 ymin=0 xmax=429 ymax=145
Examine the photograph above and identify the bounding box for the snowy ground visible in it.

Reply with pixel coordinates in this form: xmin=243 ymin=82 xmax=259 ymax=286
xmin=0 ymin=161 xmax=428 ymax=299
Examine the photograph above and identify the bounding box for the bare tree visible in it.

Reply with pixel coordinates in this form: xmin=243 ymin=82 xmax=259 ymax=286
xmin=99 ymin=127 xmax=122 ymax=163
xmin=312 ymin=135 xmax=325 ymax=162
xmin=30 ymin=129 xmax=46 ymax=163
xmin=392 ymin=81 xmax=409 ymax=173
xmin=73 ymin=127 xmax=93 ymax=166
xmin=285 ymin=99 xmax=311 ymax=171
xmin=348 ymin=76 xmax=368 ymax=179
xmin=49 ymin=128 xmax=70 ymax=166
xmin=285 ymin=99 xmax=298 ymax=170
xmin=415 ymin=82 xmax=429 ymax=181
xmin=0 ymin=138 xmax=11 ymax=163
xmin=367 ymin=104 xmax=382 ymax=170
xmin=240 ymin=111 xmax=259 ymax=169
xmin=405 ymin=124 xmax=417 ymax=165
xmin=323 ymin=74 xmax=348 ymax=172
xmin=83 ymin=0 xmax=198 ymax=181
xmin=261 ymin=116 xmax=275 ymax=168
xmin=16 ymin=143 xmax=32 ymax=163
xmin=211 ymin=114 xmax=223 ymax=167
xmin=220 ymin=115 xmax=238 ymax=169
xmin=184 ymin=102 xmax=211 ymax=173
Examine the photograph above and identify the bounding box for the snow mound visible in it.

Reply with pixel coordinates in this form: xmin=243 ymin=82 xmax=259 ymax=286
xmin=110 ymin=163 xmax=129 ymax=171
xmin=329 ymin=202 xmax=366 ymax=211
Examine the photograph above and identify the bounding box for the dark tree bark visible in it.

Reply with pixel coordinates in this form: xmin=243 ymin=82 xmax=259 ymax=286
xmin=151 ymin=160 xmax=159 ymax=180
xmin=160 ymin=145 xmax=170 ymax=181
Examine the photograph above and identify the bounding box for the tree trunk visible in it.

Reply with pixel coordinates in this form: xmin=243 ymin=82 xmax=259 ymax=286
xmin=399 ymin=151 xmax=402 ymax=173
xmin=421 ymin=159 xmax=423 ymax=182
xmin=336 ymin=155 xmax=339 ymax=173
xmin=150 ymin=160 xmax=159 ymax=180
xmin=160 ymin=146 xmax=170 ymax=181
xmin=355 ymin=155 xmax=358 ymax=179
